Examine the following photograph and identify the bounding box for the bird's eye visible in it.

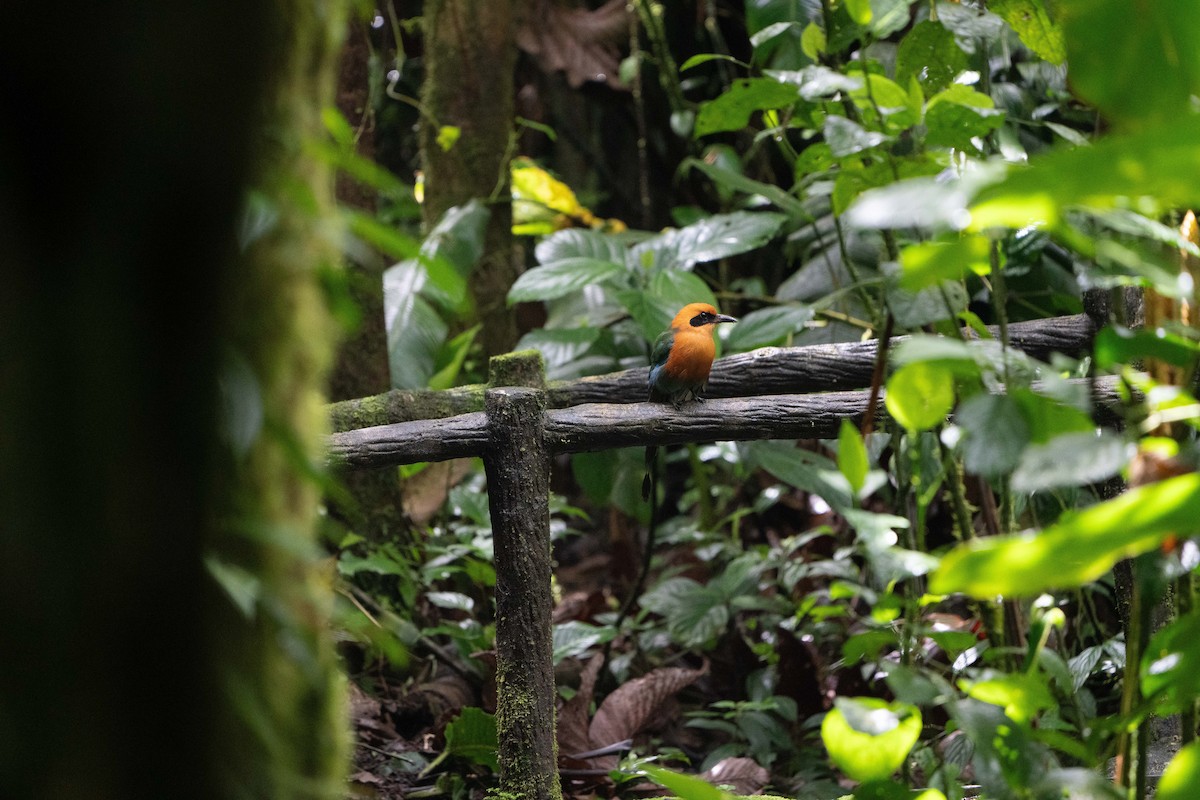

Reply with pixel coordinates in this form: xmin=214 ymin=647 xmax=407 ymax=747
xmin=691 ymin=311 xmax=714 ymax=326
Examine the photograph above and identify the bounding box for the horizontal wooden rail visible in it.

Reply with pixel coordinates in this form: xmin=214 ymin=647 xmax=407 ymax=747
xmin=329 ymin=375 xmax=1125 ymax=469
xmin=329 ymin=314 xmax=1096 ymax=431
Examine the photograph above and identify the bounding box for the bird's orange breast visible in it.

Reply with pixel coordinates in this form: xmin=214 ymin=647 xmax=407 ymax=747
xmin=662 ymin=328 xmax=717 ymax=384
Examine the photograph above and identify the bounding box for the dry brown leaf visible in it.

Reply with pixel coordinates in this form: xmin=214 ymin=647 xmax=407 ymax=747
xmin=700 ymin=757 xmax=770 ymax=795
xmin=402 ymin=458 xmax=473 ymax=524
xmin=588 ymin=662 xmax=708 ymax=767
xmin=516 ymin=0 xmax=630 ymax=89
xmin=559 ymin=652 xmax=605 ymax=761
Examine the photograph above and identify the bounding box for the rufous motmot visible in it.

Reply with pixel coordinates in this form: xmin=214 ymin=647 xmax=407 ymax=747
xmin=642 ymin=302 xmax=737 ymax=500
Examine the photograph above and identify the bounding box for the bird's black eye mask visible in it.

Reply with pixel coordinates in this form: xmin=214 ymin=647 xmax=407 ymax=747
xmin=690 ymin=311 xmax=714 ymax=326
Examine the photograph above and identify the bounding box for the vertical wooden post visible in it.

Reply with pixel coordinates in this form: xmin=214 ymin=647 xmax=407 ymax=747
xmin=484 ymin=351 xmax=562 ymax=800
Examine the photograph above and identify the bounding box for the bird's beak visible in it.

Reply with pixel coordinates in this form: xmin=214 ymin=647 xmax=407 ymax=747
xmin=716 ymin=314 xmax=738 ymax=324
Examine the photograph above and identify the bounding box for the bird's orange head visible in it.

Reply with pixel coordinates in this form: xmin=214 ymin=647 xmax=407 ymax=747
xmin=670 ymin=302 xmax=738 ymax=332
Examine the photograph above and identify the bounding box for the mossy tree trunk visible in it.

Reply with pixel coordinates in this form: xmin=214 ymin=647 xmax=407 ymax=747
xmin=420 ymin=0 xmax=523 ymax=357
xmin=209 ymin=2 xmax=351 ymax=797
xmin=0 ymin=1 xmax=348 ymax=797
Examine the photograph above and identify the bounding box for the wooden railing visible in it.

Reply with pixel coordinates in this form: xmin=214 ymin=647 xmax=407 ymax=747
xmin=329 ymin=312 xmax=1106 ymax=800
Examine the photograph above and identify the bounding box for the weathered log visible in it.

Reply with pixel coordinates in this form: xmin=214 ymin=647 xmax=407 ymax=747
xmin=328 ymin=314 xmax=1096 ymax=429
xmin=329 ymin=375 xmax=1126 ymax=469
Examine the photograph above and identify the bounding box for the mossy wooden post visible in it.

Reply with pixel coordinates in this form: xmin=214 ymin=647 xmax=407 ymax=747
xmin=484 ymin=351 xmax=562 ymax=800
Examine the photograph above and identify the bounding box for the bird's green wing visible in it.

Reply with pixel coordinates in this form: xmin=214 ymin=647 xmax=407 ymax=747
xmin=649 ymin=328 xmax=675 ymax=369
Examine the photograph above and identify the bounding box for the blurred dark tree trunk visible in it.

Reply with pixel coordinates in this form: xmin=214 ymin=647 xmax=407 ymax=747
xmin=0 ymin=1 xmax=349 ymax=797
xmin=420 ymin=0 xmax=523 ymax=357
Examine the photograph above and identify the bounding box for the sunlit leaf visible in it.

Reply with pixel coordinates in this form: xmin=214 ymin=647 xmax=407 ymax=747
xmin=931 ymin=472 xmax=1200 ymax=597
xmin=838 ymin=419 xmax=870 ymax=497
xmin=642 ymin=765 xmax=732 ymax=800
xmin=1157 ymin=741 xmax=1200 ymax=800
xmin=535 ymin=227 xmax=628 ymax=265
xmin=969 ymin=115 xmax=1200 ymax=231
xmin=885 ymin=362 xmax=956 ymax=432
xmin=825 ymin=115 xmax=891 ymax=158
xmin=821 ymin=697 xmax=921 ymax=782
xmin=962 ymin=673 xmax=1055 ymax=724
xmin=636 ymin=211 xmax=787 ymax=271
xmin=899 ymin=235 xmax=991 ymax=289
xmin=1094 ymin=325 xmax=1200 ymax=371
xmin=990 ymin=0 xmax=1064 ymax=64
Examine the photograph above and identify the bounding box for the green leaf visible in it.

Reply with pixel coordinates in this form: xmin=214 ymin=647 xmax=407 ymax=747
xmin=963 ymin=673 xmax=1055 ymax=724
xmin=1144 ymin=610 xmax=1200 ymax=713
xmin=887 ymin=277 xmax=968 ymax=328
xmin=636 ymin=211 xmax=787 ymax=271
xmin=725 ymin=304 xmax=814 ymax=350
xmin=969 ymin=115 xmax=1200 ymax=231
xmin=642 ymin=765 xmax=732 ymax=800
xmin=650 ymin=269 xmax=720 ymax=319
xmin=384 ymin=263 xmax=447 ymax=389
xmin=423 ymin=707 xmax=497 ymax=774
xmin=990 ymin=0 xmax=1064 ymax=64
xmin=895 ymin=20 xmax=968 ymax=94
xmin=838 ymin=419 xmax=870 ymax=497
xmin=956 ymin=393 xmax=1029 ymax=478
xmin=640 ymin=577 xmax=729 ymax=648
xmin=821 ymin=697 xmax=921 ymax=783
xmin=825 ymin=115 xmax=891 ymax=158
xmin=343 ymin=208 xmax=422 ymax=260
xmin=507 ymin=258 xmax=626 ymax=303
xmin=899 ymin=235 xmax=991 ymax=290
xmin=744 ymin=440 xmax=853 ymax=510
xmin=427 ymin=324 xmax=480 ymax=390
xmin=844 ymin=0 xmax=872 ymax=25
xmin=800 ymin=22 xmax=826 ymax=60
xmin=694 ymin=77 xmax=801 ymax=137
xmin=936 ymin=2 xmax=1006 ymax=49
xmin=1157 ymin=741 xmax=1200 ymax=800
xmin=848 ymin=73 xmax=921 ymax=133
xmin=616 ymin=289 xmax=680 ymax=343
xmin=535 ymin=227 xmax=627 ymax=265
xmin=1011 ymin=430 xmax=1132 ymax=493
xmin=749 ymin=21 xmax=799 ymax=50
xmin=552 ymin=621 xmax=613 ymax=664
xmin=885 ymin=361 xmax=956 ymax=432
xmin=516 ymin=327 xmax=603 ymax=380
xmin=1094 ymin=325 xmax=1200 ymax=371
xmin=845 ymin=175 xmax=973 ymax=231
xmin=931 ymin=472 xmax=1200 ymax=597
xmin=866 ymin=0 xmax=915 ymax=38
xmin=924 ymin=85 xmax=1005 ymax=150
xmin=420 ymin=200 xmax=489 ymax=280
xmin=948 ymin=699 xmax=1040 ymax=791
xmin=684 ymin=156 xmax=809 ymax=218
xmin=1059 ymin=0 xmax=1200 ymax=129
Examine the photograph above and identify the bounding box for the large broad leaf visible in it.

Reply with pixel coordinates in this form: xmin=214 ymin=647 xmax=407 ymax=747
xmin=633 ymin=211 xmax=787 ymax=271
xmin=969 ymin=115 xmax=1200 ymax=231
xmin=507 ymin=258 xmax=627 ymax=303
xmin=694 ymin=78 xmax=801 ymax=137
xmin=844 ymin=175 xmax=973 ymax=231
xmin=1059 ymin=0 xmax=1200 ymax=129
xmin=821 ymin=697 xmax=921 ymax=783
xmin=384 ymin=262 xmax=447 ymax=389
xmin=948 ymin=699 xmax=1043 ymax=795
xmin=725 ymin=303 xmax=813 ymax=350
xmin=744 ymin=440 xmax=853 ymax=511
xmin=419 ymin=200 xmax=490 ymax=309
xmin=534 ymin=227 xmax=628 ymax=266
xmin=825 ymin=115 xmax=890 ymax=158
xmin=642 ymin=765 xmax=732 ymax=800
xmin=516 ymin=327 xmax=604 ymax=380
xmin=838 ymin=419 xmax=870 ymax=497
xmin=930 ymin=472 xmax=1200 ymax=597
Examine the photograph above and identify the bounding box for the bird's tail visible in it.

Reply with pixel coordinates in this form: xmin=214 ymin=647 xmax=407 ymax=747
xmin=642 ymin=445 xmax=658 ymax=501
